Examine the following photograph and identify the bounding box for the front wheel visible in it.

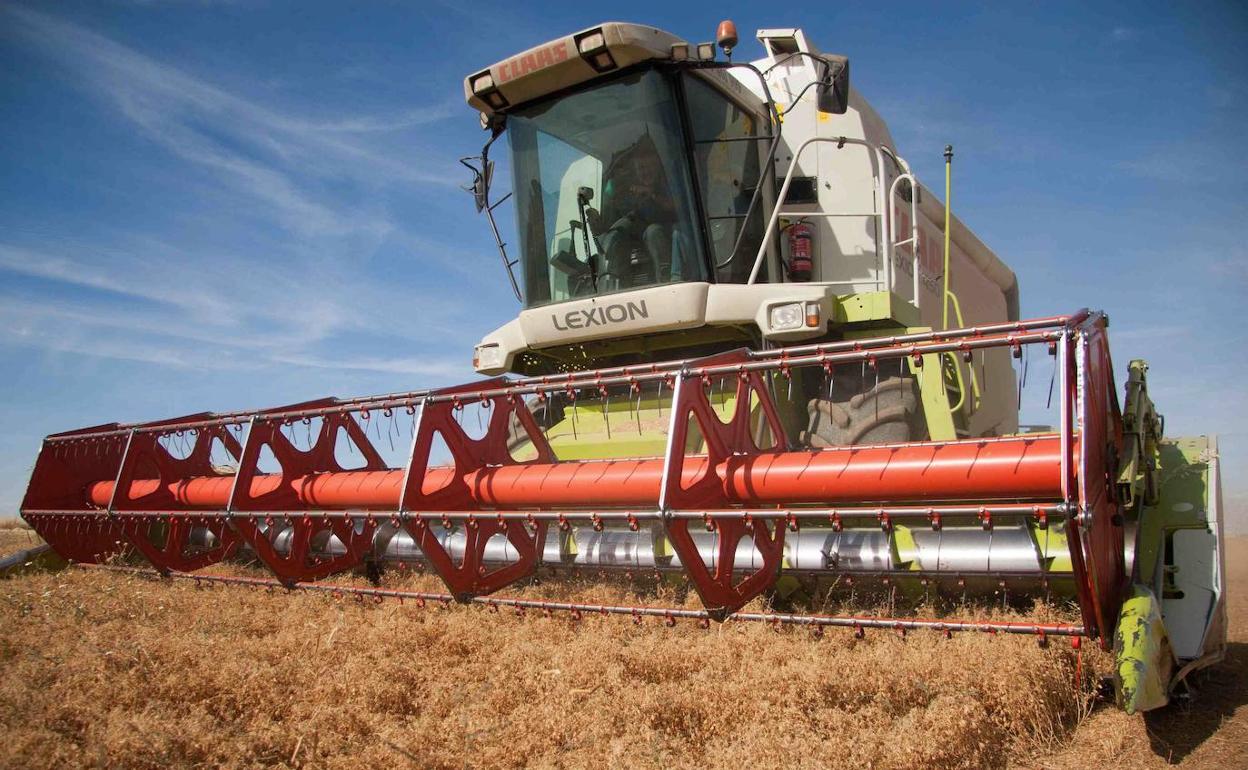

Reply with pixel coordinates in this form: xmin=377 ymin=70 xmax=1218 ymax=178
xmin=801 ymin=372 xmax=926 ymax=447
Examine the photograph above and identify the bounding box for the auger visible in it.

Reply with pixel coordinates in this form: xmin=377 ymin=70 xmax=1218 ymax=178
xmin=21 ymin=21 xmax=1225 ymax=714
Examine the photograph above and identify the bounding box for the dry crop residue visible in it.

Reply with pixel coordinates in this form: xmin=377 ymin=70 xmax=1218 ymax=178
xmin=1 ymin=539 xmax=1244 ymax=769
xmin=0 ymin=522 xmax=41 ymax=559
xmin=1 ymin=566 xmax=1090 ymax=769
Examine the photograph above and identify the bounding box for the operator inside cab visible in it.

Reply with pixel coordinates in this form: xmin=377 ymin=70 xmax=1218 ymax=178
xmin=505 ymin=69 xmax=711 ymax=308
xmin=591 ymin=133 xmax=697 ymax=288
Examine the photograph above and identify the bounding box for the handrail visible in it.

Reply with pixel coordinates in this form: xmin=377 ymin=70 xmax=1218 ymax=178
xmin=943 ymin=287 xmax=982 ymax=413
xmin=888 ymin=172 xmax=920 ymax=309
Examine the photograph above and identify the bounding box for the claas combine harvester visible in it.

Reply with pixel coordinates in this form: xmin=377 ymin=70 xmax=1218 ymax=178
xmin=20 ymin=21 xmax=1226 ymax=713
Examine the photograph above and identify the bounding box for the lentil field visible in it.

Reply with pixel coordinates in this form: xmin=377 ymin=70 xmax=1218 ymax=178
xmin=0 ymin=521 xmax=1243 ymax=769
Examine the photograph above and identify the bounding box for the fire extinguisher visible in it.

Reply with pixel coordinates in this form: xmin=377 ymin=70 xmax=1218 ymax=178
xmin=785 ymin=221 xmax=814 ymax=281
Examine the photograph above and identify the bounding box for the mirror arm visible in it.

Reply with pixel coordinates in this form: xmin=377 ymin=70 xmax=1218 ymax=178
xmin=461 ymin=130 xmax=523 ymax=303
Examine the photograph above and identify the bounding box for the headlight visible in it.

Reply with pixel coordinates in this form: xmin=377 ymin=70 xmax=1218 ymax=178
xmin=576 ymin=31 xmax=605 ymax=53
xmin=575 ymin=29 xmax=615 ymax=72
xmin=470 ymin=72 xmax=494 ymax=94
xmin=473 ymin=344 xmax=503 ymax=371
xmin=768 ymin=302 xmax=804 ymax=331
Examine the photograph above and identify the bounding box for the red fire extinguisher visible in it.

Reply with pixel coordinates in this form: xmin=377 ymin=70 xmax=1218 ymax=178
xmin=785 ymin=221 xmax=813 ymax=281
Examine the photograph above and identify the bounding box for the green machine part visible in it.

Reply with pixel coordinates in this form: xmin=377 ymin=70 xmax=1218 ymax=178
xmin=1113 ymin=361 xmax=1227 ymax=714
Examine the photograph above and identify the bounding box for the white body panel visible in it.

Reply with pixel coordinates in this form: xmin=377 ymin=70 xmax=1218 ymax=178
xmin=473 ymin=24 xmax=1021 ymax=435
xmin=729 ymin=29 xmax=1019 ymax=434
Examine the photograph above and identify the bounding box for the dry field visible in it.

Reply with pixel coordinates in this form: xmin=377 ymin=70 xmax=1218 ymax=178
xmin=1028 ymin=535 xmax=1248 ymax=768
xmin=0 ymin=519 xmax=41 ymax=558
xmin=0 ymin=526 xmax=1243 ymax=769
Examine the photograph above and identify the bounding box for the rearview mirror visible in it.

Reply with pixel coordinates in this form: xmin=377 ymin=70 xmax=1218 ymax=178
xmin=816 ymin=55 xmax=850 ymax=115
xmin=472 ymin=160 xmax=495 ymax=212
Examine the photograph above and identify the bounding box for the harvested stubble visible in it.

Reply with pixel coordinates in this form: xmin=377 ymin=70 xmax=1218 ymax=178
xmin=0 ymin=561 xmax=1098 ymax=770
xmin=0 ymin=521 xmax=40 ymax=559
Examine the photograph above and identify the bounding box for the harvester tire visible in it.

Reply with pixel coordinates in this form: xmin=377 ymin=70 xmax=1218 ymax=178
xmin=802 ymin=374 xmax=924 ymax=447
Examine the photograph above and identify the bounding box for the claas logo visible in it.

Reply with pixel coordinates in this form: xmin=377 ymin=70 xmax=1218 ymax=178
xmin=495 ymin=41 xmax=572 ymax=84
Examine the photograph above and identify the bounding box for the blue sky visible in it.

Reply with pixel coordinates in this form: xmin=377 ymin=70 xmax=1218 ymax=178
xmin=1 ymin=1 xmax=1245 ymax=528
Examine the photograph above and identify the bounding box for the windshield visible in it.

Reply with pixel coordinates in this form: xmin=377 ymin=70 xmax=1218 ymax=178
xmin=508 ymin=69 xmax=706 ymax=308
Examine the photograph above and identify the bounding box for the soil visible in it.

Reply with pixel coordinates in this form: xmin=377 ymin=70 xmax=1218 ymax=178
xmin=1021 ymin=536 xmax=1247 ymax=768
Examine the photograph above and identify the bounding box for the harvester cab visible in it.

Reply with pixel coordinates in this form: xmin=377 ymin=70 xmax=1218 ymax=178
xmin=20 ymin=20 xmax=1227 ymax=716
xmin=463 ymin=23 xmax=1024 ymax=454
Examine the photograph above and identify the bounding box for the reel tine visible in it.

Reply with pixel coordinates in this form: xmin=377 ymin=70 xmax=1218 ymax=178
xmin=1046 ymin=352 xmax=1057 ymax=409
xmin=1018 ymin=345 xmax=1028 ymax=410
xmin=635 ymin=384 xmax=643 ymax=436
xmin=602 ymin=390 xmax=611 ymax=440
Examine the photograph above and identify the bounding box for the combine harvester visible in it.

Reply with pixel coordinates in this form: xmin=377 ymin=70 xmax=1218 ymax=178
xmin=20 ymin=21 xmax=1225 ymax=713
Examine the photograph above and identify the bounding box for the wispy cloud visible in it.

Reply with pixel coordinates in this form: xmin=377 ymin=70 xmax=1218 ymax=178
xmin=1111 ymin=26 xmax=1139 ymax=43
xmin=0 ymin=237 xmax=486 ymax=373
xmin=1115 ymin=141 xmax=1232 ymax=185
xmin=1211 ymin=255 xmax=1248 ymax=283
xmin=269 ymin=353 xmax=468 ymax=378
xmin=0 ymin=6 xmax=514 ymax=381
xmin=0 ymin=243 xmax=233 ymax=319
xmin=1106 ymin=324 xmax=1192 ymax=343
xmin=2 ymin=4 xmax=460 ymax=239
xmin=298 ymin=106 xmax=459 ymax=134
xmin=0 ymin=287 xmax=471 ymax=377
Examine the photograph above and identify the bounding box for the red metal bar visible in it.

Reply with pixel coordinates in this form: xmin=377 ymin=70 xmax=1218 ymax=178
xmin=87 ymin=434 xmax=1066 ymax=510
xmin=25 ymin=513 xmax=125 ymax=565
xmin=658 ymin=351 xmax=790 ymax=617
xmin=219 ymin=407 xmax=389 ymax=584
xmin=397 ymin=381 xmax=556 ymax=599
xmin=105 ymin=420 xmax=243 ymax=572
xmin=1074 ymin=318 xmax=1127 ymax=647
xmin=120 ymin=515 xmax=239 ymax=574
xmin=718 ymin=435 xmax=1065 ymax=504
xmin=230 ymin=514 xmax=378 ymax=585
xmin=35 ymin=316 xmax=1086 ymax=445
